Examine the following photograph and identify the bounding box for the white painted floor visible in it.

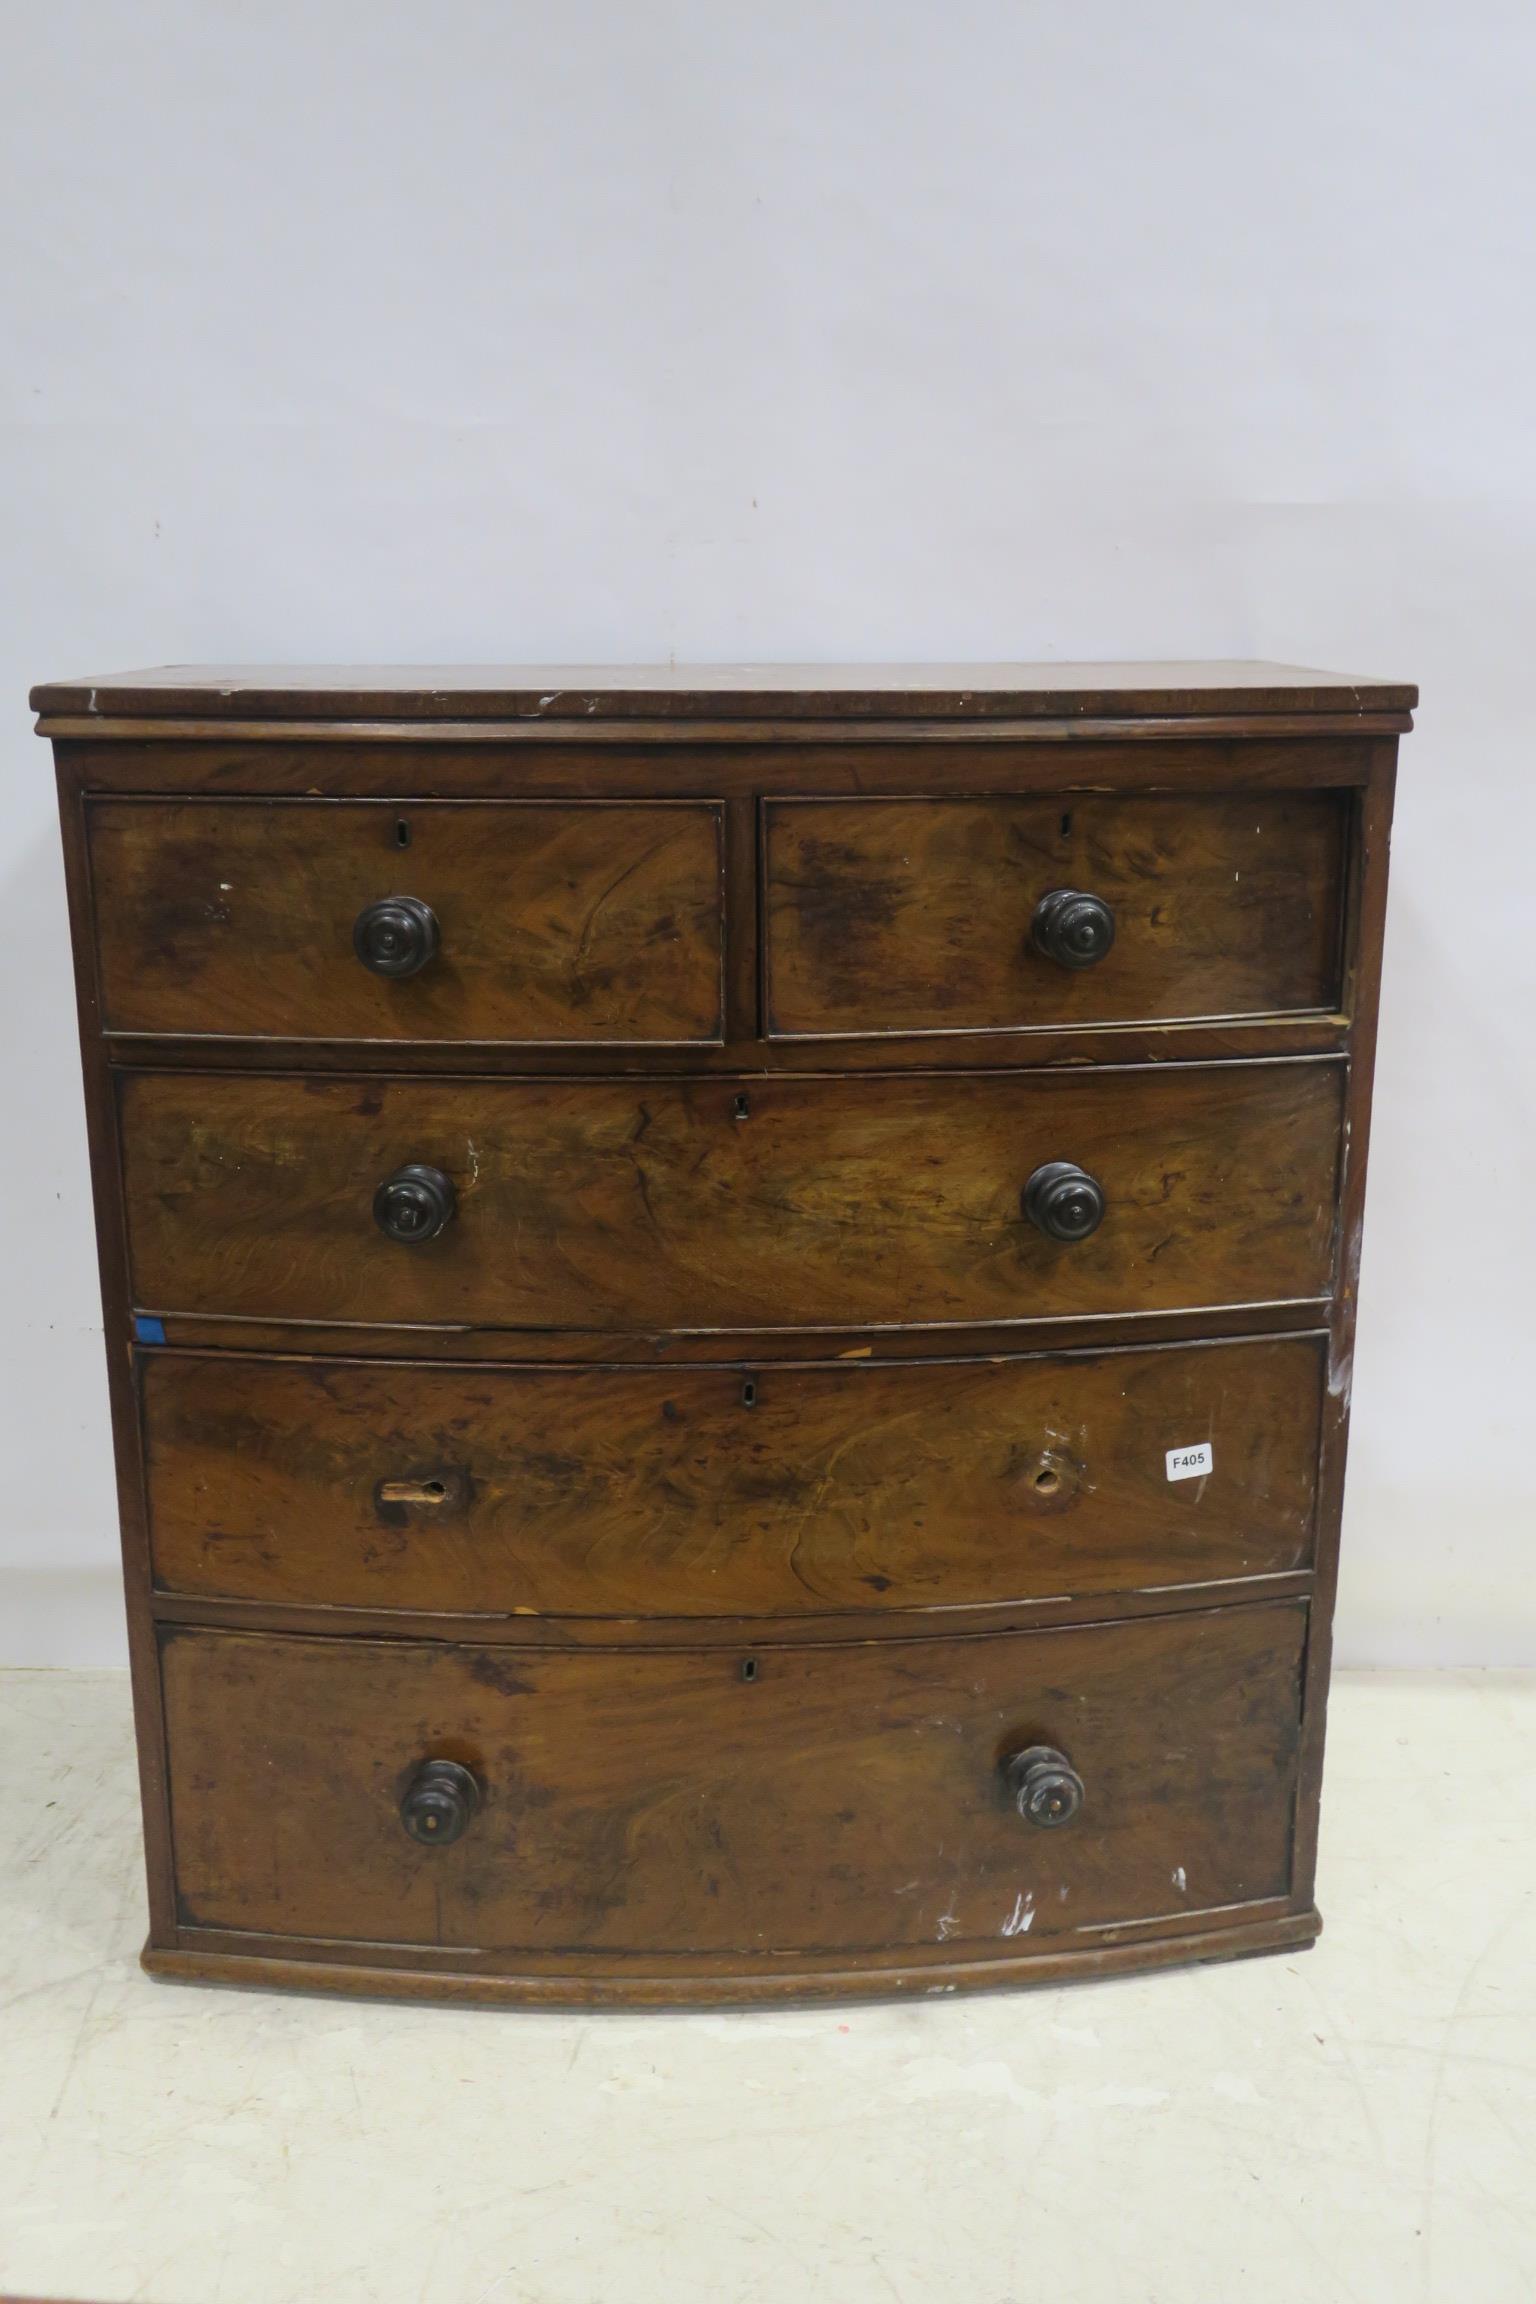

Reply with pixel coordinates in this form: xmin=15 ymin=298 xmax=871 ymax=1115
xmin=1 ymin=1668 xmax=1533 ymax=2304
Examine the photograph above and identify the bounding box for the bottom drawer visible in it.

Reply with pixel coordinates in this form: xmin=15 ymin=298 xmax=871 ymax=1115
xmin=162 ymin=1605 xmax=1305 ymax=1959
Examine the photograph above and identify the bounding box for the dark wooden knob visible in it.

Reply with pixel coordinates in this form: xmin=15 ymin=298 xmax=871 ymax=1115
xmin=400 ymin=1758 xmax=481 ymax=1845
xmin=373 ymin=1163 xmax=456 ymax=1244
xmin=353 ymin=896 xmax=440 ymax=979
xmin=1004 ymin=1744 xmax=1085 ymax=1828
xmin=1023 ymin=1160 xmax=1105 ymax=1242
xmin=1031 ymin=888 xmax=1115 ymax=970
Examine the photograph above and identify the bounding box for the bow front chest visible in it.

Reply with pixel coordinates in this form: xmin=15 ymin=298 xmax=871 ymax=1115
xmin=36 ymin=661 xmax=1412 ymax=2004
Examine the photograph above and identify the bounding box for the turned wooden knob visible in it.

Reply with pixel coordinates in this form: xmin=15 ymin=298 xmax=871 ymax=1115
xmin=1004 ymin=1744 xmax=1085 ymax=1828
xmin=400 ymin=1758 xmax=481 ymax=1845
xmin=373 ymin=1163 xmax=456 ymax=1244
xmin=1023 ymin=1161 xmax=1105 ymax=1242
xmin=353 ymin=896 xmax=440 ymax=979
xmin=1031 ymin=888 xmax=1115 ymax=970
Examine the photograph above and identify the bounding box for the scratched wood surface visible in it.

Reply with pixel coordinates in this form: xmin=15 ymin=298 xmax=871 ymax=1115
xmin=118 ymin=1061 xmax=1345 ymax=1333
xmin=87 ymin=798 xmax=725 ymax=1043
xmin=142 ymin=1335 xmax=1324 ymax=1616
xmin=763 ymin=791 xmax=1348 ymax=1036
xmin=160 ymin=1603 xmax=1305 ymax=1952
xmin=34 ymin=658 xmax=1417 ymax=723
xmin=57 ymin=731 xmax=1382 ymax=797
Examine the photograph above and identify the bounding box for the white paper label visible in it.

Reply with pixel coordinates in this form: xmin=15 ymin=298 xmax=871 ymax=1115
xmin=1165 ymin=1443 xmax=1213 ymax=1482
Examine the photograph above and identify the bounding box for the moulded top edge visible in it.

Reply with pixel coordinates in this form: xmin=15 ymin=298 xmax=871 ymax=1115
xmin=30 ymin=661 xmax=1418 ymax=727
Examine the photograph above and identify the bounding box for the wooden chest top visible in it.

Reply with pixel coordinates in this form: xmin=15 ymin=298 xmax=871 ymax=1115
xmin=33 ymin=659 xmax=1416 ymax=726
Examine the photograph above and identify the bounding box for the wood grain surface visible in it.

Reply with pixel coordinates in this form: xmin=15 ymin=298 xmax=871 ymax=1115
xmin=142 ymin=1335 xmax=1324 ymax=1616
xmin=34 ymin=659 xmax=1418 ymax=723
xmin=160 ymin=1603 xmax=1306 ymax=1953
xmin=145 ymin=1905 xmax=1323 ymax=2004
xmin=88 ymin=798 xmax=725 ymax=1043
xmin=118 ymin=1061 xmax=1345 ymax=1333
xmin=763 ymin=791 xmax=1347 ymax=1036
xmin=57 ymin=732 xmax=1382 ymax=794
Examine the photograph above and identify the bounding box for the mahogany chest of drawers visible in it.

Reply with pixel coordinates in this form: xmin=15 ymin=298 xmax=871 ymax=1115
xmin=36 ymin=661 xmax=1413 ymax=2005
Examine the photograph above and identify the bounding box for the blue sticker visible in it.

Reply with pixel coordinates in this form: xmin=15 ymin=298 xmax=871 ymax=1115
xmin=134 ymin=1315 xmax=167 ymax=1345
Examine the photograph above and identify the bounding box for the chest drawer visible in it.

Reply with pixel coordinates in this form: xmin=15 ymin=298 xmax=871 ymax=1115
xmin=142 ymin=1335 xmax=1323 ymax=1617
xmin=87 ymin=798 xmax=726 ymax=1044
xmin=161 ymin=1604 xmax=1305 ymax=1955
xmin=763 ymin=791 xmax=1348 ymax=1037
xmin=119 ymin=1061 xmax=1343 ymax=1333
xmin=123 ymin=1055 xmax=1344 ymax=1336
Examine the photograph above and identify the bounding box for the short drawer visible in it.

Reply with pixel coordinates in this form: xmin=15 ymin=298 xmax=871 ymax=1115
xmin=763 ymin=791 xmax=1349 ymax=1037
xmin=87 ymin=798 xmax=725 ymax=1044
xmin=119 ymin=1060 xmax=1343 ymax=1333
xmin=142 ymin=1335 xmax=1324 ymax=1616
xmin=161 ymin=1604 xmax=1305 ymax=1953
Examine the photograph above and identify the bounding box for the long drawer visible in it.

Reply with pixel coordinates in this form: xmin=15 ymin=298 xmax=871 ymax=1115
xmin=118 ymin=1061 xmax=1344 ymax=1333
xmin=142 ymin=1334 xmax=1324 ymax=1616
xmin=87 ymin=798 xmax=727 ymax=1045
xmin=161 ymin=1604 xmax=1306 ymax=1954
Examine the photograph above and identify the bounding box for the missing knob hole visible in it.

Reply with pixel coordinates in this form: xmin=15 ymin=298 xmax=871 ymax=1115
xmin=1018 ymin=1450 xmax=1078 ymax=1511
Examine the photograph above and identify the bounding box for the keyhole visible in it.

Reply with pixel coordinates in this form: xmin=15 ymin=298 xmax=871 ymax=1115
xmin=395 ymin=817 xmax=412 ymax=848
xmin=741 ymin=1378 xmax=757 ymax=1410
xmin=1059 ymin=810 xmax=1073 ymax=839
xmin=733 ymin=1092 xmax=751 ymax=1122
xmin=377 ymin=1476 xmax=452 ymax=1507
xmin=740 ymin=1657 xmax=759 ymax=1683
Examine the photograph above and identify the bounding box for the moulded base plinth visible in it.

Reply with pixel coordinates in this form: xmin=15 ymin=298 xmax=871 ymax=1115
xmin=141 ymin=1906 xmax=1322 ymax=2010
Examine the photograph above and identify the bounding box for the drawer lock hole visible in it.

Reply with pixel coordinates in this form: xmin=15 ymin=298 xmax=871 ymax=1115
xmin=1032 ymin=1467 xmax=1062 ymax=1498
xmin=379 ymin=1478 xmax=449 ymax=1506
xmin=395 ymin=816 xmax=412 ymax=848
xmin=740 ymin=1657 xmax=759 ymax=1683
